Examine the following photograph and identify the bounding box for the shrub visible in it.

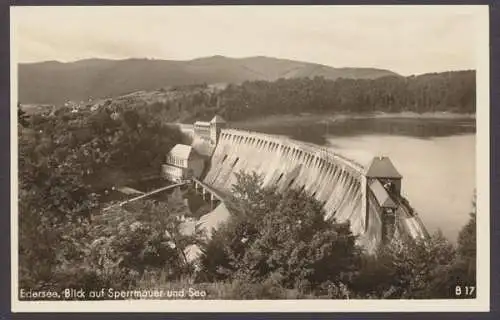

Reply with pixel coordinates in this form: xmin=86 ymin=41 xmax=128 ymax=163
xmin=199 ymin=171 xmax=362 ymax=294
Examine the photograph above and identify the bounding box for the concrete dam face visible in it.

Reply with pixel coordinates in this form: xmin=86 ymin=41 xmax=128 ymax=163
xmin=178 ymin=117 xmax=429 ymax=253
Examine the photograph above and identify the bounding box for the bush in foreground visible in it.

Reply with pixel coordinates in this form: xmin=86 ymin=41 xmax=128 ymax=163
xmin=198 ymin=171 xmax=362 ymax=296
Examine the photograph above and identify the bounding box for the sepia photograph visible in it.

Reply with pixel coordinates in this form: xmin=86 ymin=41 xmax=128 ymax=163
xmin=10 ymin=4 xmax=490 ymax=312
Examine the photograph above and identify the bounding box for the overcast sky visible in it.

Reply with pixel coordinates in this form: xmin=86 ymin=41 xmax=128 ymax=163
xmin=11 ymin=5 xmax=486 ymax=75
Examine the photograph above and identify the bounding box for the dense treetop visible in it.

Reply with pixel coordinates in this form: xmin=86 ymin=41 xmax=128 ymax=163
xmin=142 ymin=70 xmax=475 ymax=122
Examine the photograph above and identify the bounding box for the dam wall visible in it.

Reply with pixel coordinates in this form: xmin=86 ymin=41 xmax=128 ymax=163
xmin=175 ymin=119 xmax=429 ymax=252
xmin=202 ymin=129 xmax=376 ymax=242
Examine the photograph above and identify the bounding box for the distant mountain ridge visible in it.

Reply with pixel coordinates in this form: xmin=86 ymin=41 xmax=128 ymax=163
xmin=18 ymin=55 xmax=400 ymax=105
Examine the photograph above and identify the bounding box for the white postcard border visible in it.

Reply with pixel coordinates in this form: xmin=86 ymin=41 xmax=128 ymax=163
xmin=10 ymin=4 xmax=491 ymax=313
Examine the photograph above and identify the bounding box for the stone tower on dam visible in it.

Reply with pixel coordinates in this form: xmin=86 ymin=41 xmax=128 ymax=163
xmin=181 ymin=116 xmax=429 ymax=253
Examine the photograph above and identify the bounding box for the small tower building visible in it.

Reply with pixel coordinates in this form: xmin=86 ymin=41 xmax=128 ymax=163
xmin=366 ymin=156 xmax=402 ymax=195
xmin=209 ymin=115 xmax=226 ymax=146
xmin=365 ymin=156 xmax=403 ymax=244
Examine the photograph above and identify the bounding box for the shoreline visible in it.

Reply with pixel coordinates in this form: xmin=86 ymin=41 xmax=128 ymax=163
xmin=233 ymin=111 xmax=476 ymax=127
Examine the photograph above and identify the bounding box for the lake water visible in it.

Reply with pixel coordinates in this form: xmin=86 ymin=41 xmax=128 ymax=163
xmin=236 ymin=115 xmax=476 ymax=242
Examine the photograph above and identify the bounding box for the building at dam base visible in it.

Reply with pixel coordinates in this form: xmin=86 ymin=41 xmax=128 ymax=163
xmin=165 ymin=116 xmax=429 ymax=253
xmin=161 ymin=144 xmax=204 ymax=182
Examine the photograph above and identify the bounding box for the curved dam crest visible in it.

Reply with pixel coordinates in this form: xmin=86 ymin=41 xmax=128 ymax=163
xmin=172 ymin=118 xmax=429 ymax=253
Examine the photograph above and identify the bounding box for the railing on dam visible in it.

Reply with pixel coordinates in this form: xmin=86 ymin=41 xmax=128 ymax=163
xmin=219 ymin=128 xmax=366 ymax=176
xmin=177 ymin=123 xmax=366 ymax=174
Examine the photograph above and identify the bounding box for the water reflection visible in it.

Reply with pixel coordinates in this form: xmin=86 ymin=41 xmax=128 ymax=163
xmin=237 ymin=117 xmax=475 ymax=145
xmin=236 ymin=115 xmax=476 ymax=241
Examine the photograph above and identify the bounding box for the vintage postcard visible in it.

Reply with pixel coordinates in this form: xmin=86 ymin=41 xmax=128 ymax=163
xmin=10 ymin=4 xmax=490 ymax=312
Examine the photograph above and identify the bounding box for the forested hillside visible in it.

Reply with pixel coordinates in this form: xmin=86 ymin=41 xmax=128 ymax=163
xmin=142 ymin=70 xmax=476 ymax=122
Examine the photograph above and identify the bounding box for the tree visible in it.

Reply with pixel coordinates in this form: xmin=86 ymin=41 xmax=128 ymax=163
xmin=198 ymin=171 xmax=361 ymax=296
xmin=451 ymin=192 xmax=477 ymax=295
xmin=350 ymin=232 xmax=456 ymax=299
xmin=18 ymin=101 xmax=184 ymax=292
xmin=30 ymin=195 xmax=205 ymax=295
xmin=18 ymin=128 xmax=99 ymax=290
xmin=350 ymin=192 xmax=477 ymax=299
xmin=457 ymin=193 xmax=476 ymax=265
xmin=18 ymin=103 xmax=29 ymax=127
